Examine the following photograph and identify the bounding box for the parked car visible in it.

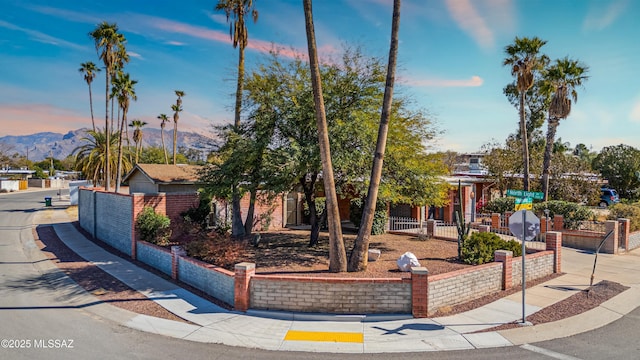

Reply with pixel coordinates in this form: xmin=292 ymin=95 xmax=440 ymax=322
xmin=600 ymin=188 xmax=620 ymax=207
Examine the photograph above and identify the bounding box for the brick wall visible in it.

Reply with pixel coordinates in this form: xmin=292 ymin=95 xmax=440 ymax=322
xmin=250 ymin=276 xmax=411 ymax=314
xmin=512 ymin=251 xmax=554 ymax=287
xmin=132 ymin=192 xmax=199 ymax=222
xmin=428 ymin=263 xmax=502 ymax=312
xmin=137 ymin=241 xmax=173 ymax=276
xmin=177 ymin=256 xmax=235 ymax=306
xmin=239 ymin=192 xmax=285 ymax=231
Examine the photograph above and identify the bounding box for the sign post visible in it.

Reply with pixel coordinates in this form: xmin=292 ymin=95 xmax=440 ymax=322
xmin=509 ymin=210 xmax=540 ymax=325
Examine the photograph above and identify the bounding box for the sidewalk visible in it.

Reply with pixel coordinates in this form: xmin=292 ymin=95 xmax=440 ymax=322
xmin=32 ymin=205 xmax=640 ymax=353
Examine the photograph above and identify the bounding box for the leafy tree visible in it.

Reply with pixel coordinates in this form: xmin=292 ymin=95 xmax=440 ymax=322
xmin=138 ymin=146 xmax=188 ymax=164
xmin=593 ymin=144 xmax=640 ymax=199
xmin=73 ymin=130 xmax=127 ymax=186
xmin=89 ymin=22 xmax=126 ymax=191
xmin=349 ymin=0 xmax=401 ymax=272
xmin=79 ymin=61 xmax=101 ymax=131
xmin=541 ymin=57 xmax=589 ymax=201
xmin=503 ymin=36 xmax=548 ymax=191
xmin=215 ymin=0 xmax=258 ymax=239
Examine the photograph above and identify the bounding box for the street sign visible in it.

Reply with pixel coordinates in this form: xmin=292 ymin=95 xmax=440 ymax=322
xmin=514 ymin=197 xmax=533 ymax=211
xmin=509 ymin=210 xmax=540 ymax=241
xmin=506 ymin=189 xmax=544 ymax=200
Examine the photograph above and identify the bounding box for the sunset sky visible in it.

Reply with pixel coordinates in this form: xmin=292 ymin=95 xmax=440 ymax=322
xmin=1 ymin=0 xmax=639 ymax=153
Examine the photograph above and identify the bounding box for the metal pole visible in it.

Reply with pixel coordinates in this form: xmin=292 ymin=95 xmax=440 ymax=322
xmin=521 ymin=209 xmax=528 ymax=325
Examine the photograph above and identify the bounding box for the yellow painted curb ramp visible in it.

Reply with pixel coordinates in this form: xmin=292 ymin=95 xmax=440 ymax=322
xmin=284 ymin=330 xmax=364 ymax=343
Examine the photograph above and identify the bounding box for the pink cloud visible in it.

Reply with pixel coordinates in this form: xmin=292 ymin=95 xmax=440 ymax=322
xmin=0 ymin=104 xmax=91 ymax=136
xmin=402 ymin=75 xmax=484 ymax=88
xmin=445 ymin=0 xmax=494 ymax=49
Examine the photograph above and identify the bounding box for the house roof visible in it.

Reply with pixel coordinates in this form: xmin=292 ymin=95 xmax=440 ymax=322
xmin=123 ymin=164 xmax=202 ymax=184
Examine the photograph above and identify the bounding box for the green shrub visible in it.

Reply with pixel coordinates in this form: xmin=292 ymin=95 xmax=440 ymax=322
xmin=484 ymin=197 xmax=515 ymax=214
xmin=461 ymin=231 xmax=522 ymax=265
xmin=608 ymin=203 xmax=640 ymax=232
xmin=136 ymin=207 xmax=171 ymax=246
xmin=533 ymin=200 xmax=594 ymax=230
xmin=181 ymin=193 xmax=212 ymax=229
xmin=350 ymin=197 xmax=388 ymax=235
xmin=303 ymin=197 xmax=327 ymax=229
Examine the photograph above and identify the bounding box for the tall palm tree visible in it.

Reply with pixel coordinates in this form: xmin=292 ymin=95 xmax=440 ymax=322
xmin=348 ymin=0 xmax=401 ymax=272
xmin=78 ymin=61 xmax=101 ymax=132
xmin=129 ymin=119 xmax=147 ymax=164
xmin=503 ymin=36 xmax=548 ymax=191
xmin=541 ymin=57 xmax=589 ymax=200
xmin=215 ymin=0 xmax=258 ymax=239
xmin=89 ymin=22 xmax=125 ymax=191
xmin=303 ymin=0 xmax=347 ymax=272
xmin=112 ymin=72 xmax=137 ymax=192
xmin=158 ymin=114 xmax=170 ymax=164
xmin=172 ymin=90 xmax=185 ymax=165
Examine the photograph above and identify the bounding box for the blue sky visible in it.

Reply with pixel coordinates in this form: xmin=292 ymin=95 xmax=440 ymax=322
xmin=1 ymin=0 xmax=638 ymax=154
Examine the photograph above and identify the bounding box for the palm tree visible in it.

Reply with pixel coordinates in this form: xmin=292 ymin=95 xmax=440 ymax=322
xmin=541 ymin=57 xmax=589 ymax=200
xmin=73 ymin=129 xmax=124 ymax=188
xmin=172 ymin=90 xmax=185 ymax=165
xmin=215 ymin=0 xmax=258 ymax=239
xmin=348 ymin=0 xmax=401 ymax=272
xmin=129 ymin=119 xmax=147 ymax=164
xmin=503 ymin=36 xmax=548 ymax=191
xmin=112 ymin=72 xmax=137 ymax=192
xmin=303 ymin=0 xmax=347 ymax=272
xmin=158 ymin=114 xmax=170 ymax=164
xmin=78 ymin=61 xmax=101 ymax=131
xmin=89 ymin=22 xmax=125 ymax=191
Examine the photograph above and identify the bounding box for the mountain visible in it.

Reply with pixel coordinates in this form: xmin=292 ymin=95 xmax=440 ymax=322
xmin=0 ymin=128 xmax=217 ymax=162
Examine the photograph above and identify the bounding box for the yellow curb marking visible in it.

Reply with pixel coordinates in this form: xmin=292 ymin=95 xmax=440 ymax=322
xmin=284 ymin=330 xmax=364 ymax=343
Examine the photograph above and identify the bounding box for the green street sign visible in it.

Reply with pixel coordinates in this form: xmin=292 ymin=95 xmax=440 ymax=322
xmin=506 ymin=189 xmax=544 ymax=200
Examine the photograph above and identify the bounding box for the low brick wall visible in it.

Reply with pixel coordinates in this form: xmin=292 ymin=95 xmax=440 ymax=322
xmin=177 ymin=256 xmax=235 ymax=307
xmin=250 ymin=276 xmax=412 ymax=314
xmin=428 ymin=263 xmax=503 ymax=312
xmin=137 ymin=241 xmax=173 ymax=276
xmin=512 ymin=251 xmax=554 ymax=287
xmin=561 ymin=230 xmax=605 ymax=252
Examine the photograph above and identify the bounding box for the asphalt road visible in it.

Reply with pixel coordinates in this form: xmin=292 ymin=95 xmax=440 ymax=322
xmin=0 ymin=190 xmax=638 ymax=359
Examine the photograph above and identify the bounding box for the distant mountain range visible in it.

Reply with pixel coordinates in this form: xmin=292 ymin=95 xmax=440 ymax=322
xmin=0 ymin=128 xmax=217 ymax=162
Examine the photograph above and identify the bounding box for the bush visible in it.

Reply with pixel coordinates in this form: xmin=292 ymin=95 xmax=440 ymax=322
xmin=461 ymin=231 xmax=522 ymax=265
xmin=181 ymin=193 xmax=212 ymax=229
xmin=533 ymin=200 xmax=594 ymax=230
xmin=303 ymin=197 xmax=327 ymax=229
xmin=350 ymin=198 xmax=388 ymax=235
xmin=184 ymin=234 xmax=246 ymax=270
xmin=136 ymin=207 xmax=171 ymax=246
xmin=483 ymin=197 xmax=515 ymax=214
xmin=608 ymin=203 xmax=640 ymax=232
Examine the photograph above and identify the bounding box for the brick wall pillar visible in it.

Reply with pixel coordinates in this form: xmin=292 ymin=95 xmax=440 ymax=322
xmin=131 ymin=193 xmax=142 ymax=260
xmin=478 ymin=225 xmax=490 ymax=233
xmin=540 ymin=217 xmax=547 ymax=234
xmin=171 ymin=246 xmax=186 ymax=280
xmin=553 ymin=215 xmax=564 ymax=231
xmin=411 ymin=267 xmax=429 ymax=318
xmin=427 ymin=219 xmax=436 ymax=238
xmin=491 ymin=213 xmax=500 ymax=229
xmin=619 ymin=218 xmax=630 ymax=251
xmin=603 ymin=220 xmax=619 ymax=254
xmin=234 ymin=262 xmax=255 ymax=312
xmin=504 ymin=211 xmax=512 ymax=228
xmin=494 ymin=250 xmax=513 ymax=290
xmin=545 ymin=231 xmax=562 ymax=273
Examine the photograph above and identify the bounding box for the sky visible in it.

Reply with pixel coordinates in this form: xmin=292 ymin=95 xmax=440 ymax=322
xmin=1 ymin=0 xmax=639 ymax=154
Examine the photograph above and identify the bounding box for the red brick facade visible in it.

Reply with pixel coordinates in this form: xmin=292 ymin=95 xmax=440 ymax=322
xmin=238 ymin=192 xmax=285 ymax=231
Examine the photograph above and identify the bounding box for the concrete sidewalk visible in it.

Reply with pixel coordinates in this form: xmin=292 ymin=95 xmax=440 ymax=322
xmin=32 ymin=206 xmax=640 ymax=353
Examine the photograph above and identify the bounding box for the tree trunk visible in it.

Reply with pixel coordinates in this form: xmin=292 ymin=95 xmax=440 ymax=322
xmin=231 ymin=186 xmax=245 ymax=239
xmin=244 ymin=187 xmax=257 ymax=235
xmin=115 ymin=107 xmax=126 ymax=193
xmin=542 ymin=117 xmax=558 ymax=201
xmin=173 ymin=120 xmax=178 ymax=165
xmin=104 ymin=69 xmax=111 ymax=191
xmin=348 ymin=0 xmax=401 ymax=272
xmin=520 ymin=91 xmax=530 ymax=191
xmin=303 ymin=0 xmax=347 ymax=272
xmin=301 ymin=175 xmax=320 ymax=247
xmin=89 ymin=83 xmax=96 ymax=132
xmin=161 ymin=129 xmax=168 ymax=164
